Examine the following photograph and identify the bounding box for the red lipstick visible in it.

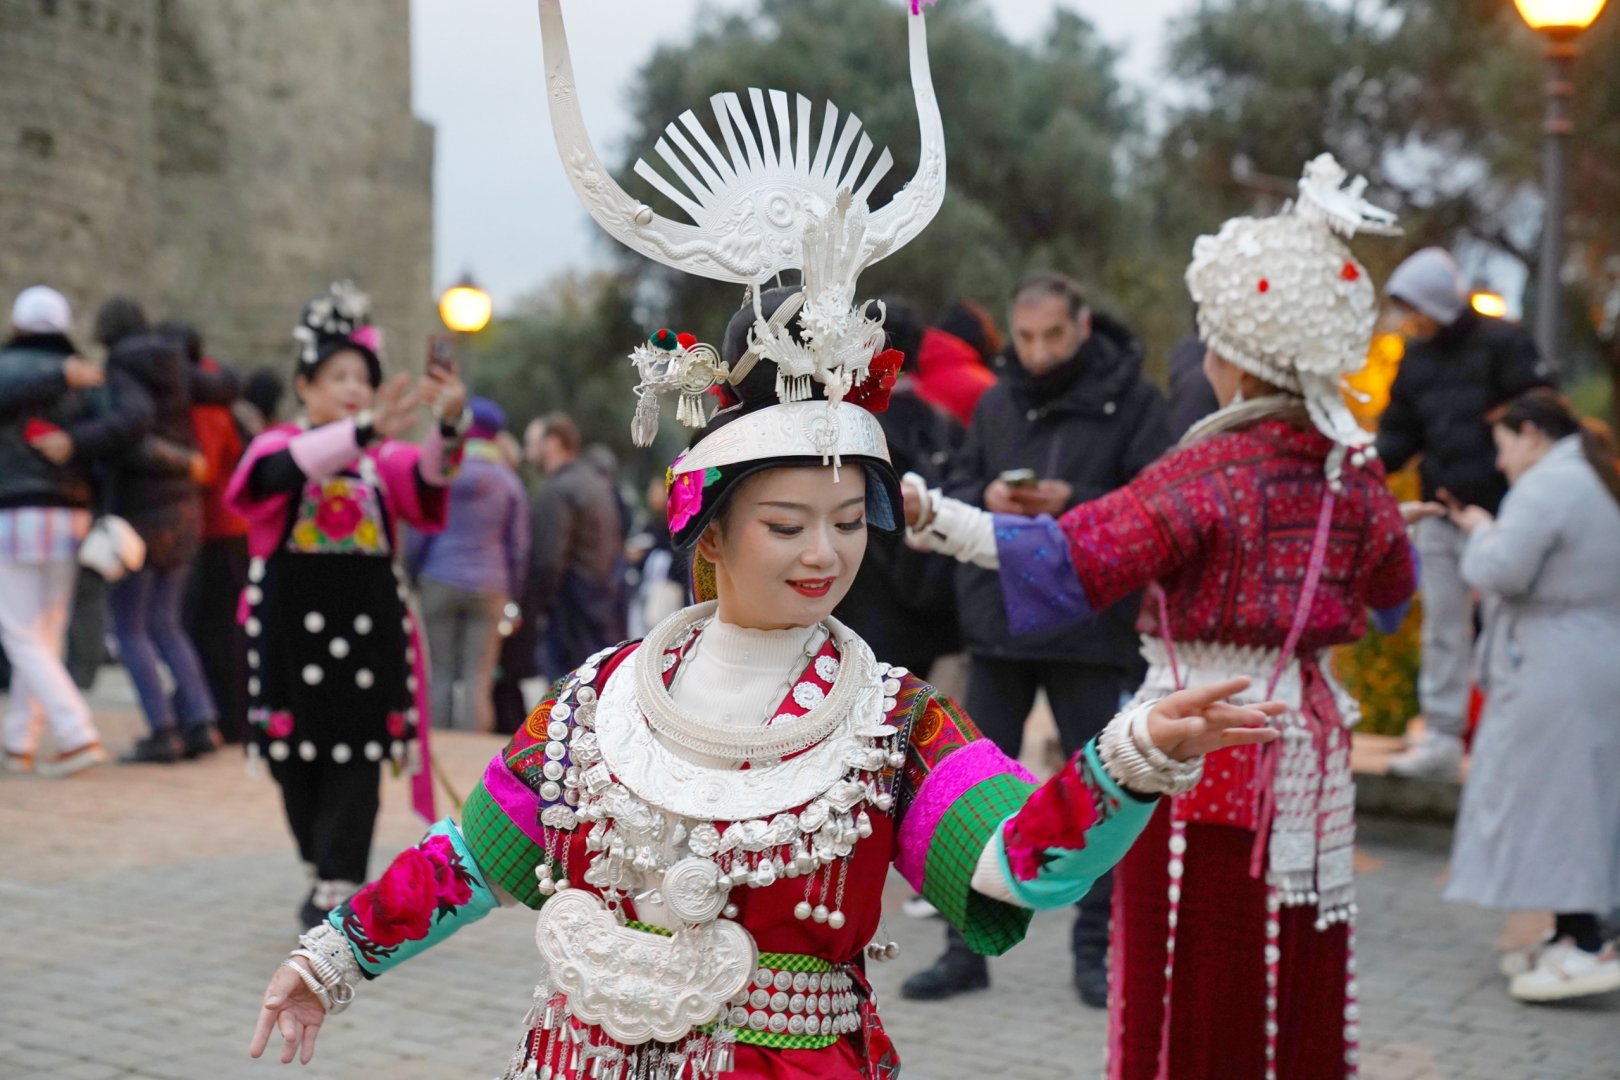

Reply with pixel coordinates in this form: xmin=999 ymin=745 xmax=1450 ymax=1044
xmin=788 ymin=578 xmax=835 ymax=598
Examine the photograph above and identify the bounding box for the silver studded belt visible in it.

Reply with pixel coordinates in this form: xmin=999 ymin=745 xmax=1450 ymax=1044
xmin=724 ymin=963 xmax=861 ymax=1040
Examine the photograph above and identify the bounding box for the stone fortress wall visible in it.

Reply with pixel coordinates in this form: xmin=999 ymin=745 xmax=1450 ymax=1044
xmin=0 ymin=0 xmax=433 ymax=375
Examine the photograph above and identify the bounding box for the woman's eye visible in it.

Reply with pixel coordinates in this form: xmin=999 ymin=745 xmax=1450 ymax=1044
xmin=766 ymin=524 xmax=803 ymax=537
xmin=836 ymin=519 xmax=866 ymax=533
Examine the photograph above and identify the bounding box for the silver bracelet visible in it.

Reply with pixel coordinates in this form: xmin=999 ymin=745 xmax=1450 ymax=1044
xmin=1098 ymin=700 xmax=1204 ymax=797
xmin=287 ymin=923 xmax=361 ymax=1014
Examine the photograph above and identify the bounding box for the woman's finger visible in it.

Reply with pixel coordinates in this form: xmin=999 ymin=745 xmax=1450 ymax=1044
xmin=249 ymin=1003 xmax=278 ymax=1059
xmin=1161 ymin=677 xmax=1253 ymax=716
xmin=299 ymin=1019 xmax=320 ymax=1065
xmin=1202 ymin=701 xmax=1285 ymax=729
xmin=279 ymin=1010 xmax=301 ymax=1065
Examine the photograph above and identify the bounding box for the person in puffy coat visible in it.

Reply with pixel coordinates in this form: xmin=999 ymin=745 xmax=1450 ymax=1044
xmin=1376 ymin=248 xmax=1551 ymax=780
xmin=94 ymin=297 xmax=221 ymax=763
xmin=0 ymin=286 xmax=148 ymax=775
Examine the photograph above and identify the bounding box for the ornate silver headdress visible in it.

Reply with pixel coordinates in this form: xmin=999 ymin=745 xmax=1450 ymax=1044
xmin=1185 ymin=154 xmax=1400 ymax=488
xmin=539 ymin=0 xmax=946 ymax=455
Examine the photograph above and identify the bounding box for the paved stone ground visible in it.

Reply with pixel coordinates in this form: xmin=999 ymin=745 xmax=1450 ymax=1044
xmin=2 ymin=677 xmax=1615 ymax=1080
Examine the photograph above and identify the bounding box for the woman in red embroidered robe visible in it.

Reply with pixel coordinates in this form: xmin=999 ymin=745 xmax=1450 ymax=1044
xmin=247 ymin=289 xmax=1282 ymax=1080
xmin=904 ymin=158 xmax=1418 ymax=1079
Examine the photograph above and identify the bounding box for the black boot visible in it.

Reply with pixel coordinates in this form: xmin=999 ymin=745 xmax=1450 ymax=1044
xmin=298 ymin=892 xmax=331 ymax=931
xmin=180 ymin=723 xmax=222 ymax=760
xmin=1072 ymin=948 xmax=1109 ymax=1008
xmin=121 ymin=731 xmax=182 ymax=764
xmin=900 ymin=927 xmax=989 ymax=1001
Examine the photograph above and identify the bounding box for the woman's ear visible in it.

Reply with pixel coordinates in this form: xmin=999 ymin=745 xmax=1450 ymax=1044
xmin=695 ymin=521 xmax=724 ymax=567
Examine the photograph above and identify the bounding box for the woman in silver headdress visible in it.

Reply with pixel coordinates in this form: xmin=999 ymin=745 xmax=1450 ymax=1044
xmin=248 ymin=6 xmax=1281 ymax=1076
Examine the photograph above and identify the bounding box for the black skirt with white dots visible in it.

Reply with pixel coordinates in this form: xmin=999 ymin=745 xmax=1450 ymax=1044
xmin=245 ymin=550 xmax=417 ymax=766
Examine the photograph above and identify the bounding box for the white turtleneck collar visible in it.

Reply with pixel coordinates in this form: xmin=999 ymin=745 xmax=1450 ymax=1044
xmin=668 ymin=617 xmax=822 ymax=729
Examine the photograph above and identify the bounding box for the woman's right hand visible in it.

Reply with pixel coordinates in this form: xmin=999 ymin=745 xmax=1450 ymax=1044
xmin=1399 ymin=500 xmax=1446 ymax=526
xmin=371 ymin=373 xmax=424 ymax=442
xmin=249 ymin=962 xmax=327 ymax=1065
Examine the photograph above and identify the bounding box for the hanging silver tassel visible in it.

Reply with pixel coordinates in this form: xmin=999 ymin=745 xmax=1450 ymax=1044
xmin=676 ymin=388 xmax=715 ymax=430
xmin=631 ymin=393 xmax=661 ymax=448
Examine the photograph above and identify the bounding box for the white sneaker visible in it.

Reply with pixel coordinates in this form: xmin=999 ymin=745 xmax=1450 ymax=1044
xmin=1499 ymin=935 xmax=1555 ymax=978
xmin=1386 ymin=731 xmax=1463 ymax=780
xmin=1510 ymin=939 xmax=1620 ymax=1002
xmin=902 ymin=894 xmax=940 ymax=919
xmin=38 ymin=741 xmax=108 ymax=778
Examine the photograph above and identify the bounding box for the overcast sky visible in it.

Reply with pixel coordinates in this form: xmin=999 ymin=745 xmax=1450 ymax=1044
xmin=409 ymin=0 xmax=1194 ymax=312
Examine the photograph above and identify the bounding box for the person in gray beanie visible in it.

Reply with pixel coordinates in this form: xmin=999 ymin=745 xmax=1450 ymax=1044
xmin=1377 ymin=247 xmax=1551 ymax=779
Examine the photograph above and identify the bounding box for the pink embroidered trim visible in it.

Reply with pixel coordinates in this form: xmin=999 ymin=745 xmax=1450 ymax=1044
xmin=481 ymin=754 xmax=546 ymax=847
xmin=894 ymin=739 xmax=1034 ymax=892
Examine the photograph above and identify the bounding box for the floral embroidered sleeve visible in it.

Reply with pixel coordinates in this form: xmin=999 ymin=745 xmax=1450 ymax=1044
xmin=327 ymin=819 xmax=501 ymax=979
xmin=322 ymin=676 xmax=590 ymax=978
xmin=890 ymin=680 xmax=1156 ymax=956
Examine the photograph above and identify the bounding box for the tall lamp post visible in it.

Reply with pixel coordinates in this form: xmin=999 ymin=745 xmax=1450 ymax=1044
xmin=1513 ymin=0 xmax=1609 ymax=364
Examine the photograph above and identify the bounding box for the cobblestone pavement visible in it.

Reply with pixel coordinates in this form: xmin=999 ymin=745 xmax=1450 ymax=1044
xmin=2 ymin=681 xmax=1615 ymax=1080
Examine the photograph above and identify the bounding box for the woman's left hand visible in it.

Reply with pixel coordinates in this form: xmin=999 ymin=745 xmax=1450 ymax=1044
xmin=1145 ymin=677 xmax=1284 ymax=762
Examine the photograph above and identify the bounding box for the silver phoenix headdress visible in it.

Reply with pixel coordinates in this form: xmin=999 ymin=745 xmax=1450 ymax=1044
xmin=539 ymin=0 xmax=946 ymax=454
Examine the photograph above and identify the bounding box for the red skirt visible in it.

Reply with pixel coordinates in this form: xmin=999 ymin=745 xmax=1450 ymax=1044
xmin=1110 ymin=804 xmax=1353 ymax=1080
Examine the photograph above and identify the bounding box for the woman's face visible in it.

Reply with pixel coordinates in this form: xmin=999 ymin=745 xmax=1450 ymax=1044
xmin=296 ymin=350 xmax=375 ymax=427
xmin=1493 ymin=422 xmax=1552 ymax=485
xmin=697 ymin=466 xmax=869 ymax=631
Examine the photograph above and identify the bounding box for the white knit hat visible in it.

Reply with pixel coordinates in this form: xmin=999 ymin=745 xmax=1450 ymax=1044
xmin=1385 ymin=247 xmax=1466 ymax=326
xmin=1186 ymin=154 xmax=1400 ymax=488
xmin=10 ymin=285 xmax=72 ymax=335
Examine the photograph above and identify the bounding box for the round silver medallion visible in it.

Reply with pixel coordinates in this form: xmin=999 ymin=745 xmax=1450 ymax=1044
xmin=662 ymin=857 xmax=728 ymax=924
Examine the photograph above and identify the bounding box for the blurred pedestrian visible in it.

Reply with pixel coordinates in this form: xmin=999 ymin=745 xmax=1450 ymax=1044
xmin=835 ymin=299 xmax=965 ymax=677
xmin=0 ymin=286 xmax=142 ymax=775
xmin=237 ymin=366 xmax=285 ymax=437
xmin=1430 ymin=389 xmax=1620 ymax=1001
xmin=160 ymin=321 xmax=252 ymax=744
xmin=903 ymin=272 xmax=1172 ymax=1008
xmin=912 ymin=299 xmax=997 ymax=426
xmin=1167 ymin=331 xmax=1219 ymax=438
xmin=1377 ymin=248 xmax=1551 ymax=780
xmin=94 ymin=297 xmax=222 ymax=764
xmin=525 ymin=413 xmax=627 ymax=679
xmin=408 ymin=397 xmax=529 ymax=733
xmin=225 ymin=281 xmax=461 ymax=927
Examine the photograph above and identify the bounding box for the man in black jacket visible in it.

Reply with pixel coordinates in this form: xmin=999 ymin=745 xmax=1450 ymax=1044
xmin=0 ymin=287 xmax=149 ymax=775
xmin=901 ymin=272 xmax=1171 ymax=1008
xmin=1376 ymin=248 xmax=1551 ymax=779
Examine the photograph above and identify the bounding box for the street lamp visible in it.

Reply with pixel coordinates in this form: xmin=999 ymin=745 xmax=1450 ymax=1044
xmin=438 ymin=274 xmax=493 ymax=335
xmin=1513 ymin=0 xmax=1609 ymax=364
xmin=1470 ymin=290 xmax=1510 ymax=319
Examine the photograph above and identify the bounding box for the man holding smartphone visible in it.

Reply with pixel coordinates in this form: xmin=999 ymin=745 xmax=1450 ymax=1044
xmin=902 ymin=272 xmax=1171 ymax=1008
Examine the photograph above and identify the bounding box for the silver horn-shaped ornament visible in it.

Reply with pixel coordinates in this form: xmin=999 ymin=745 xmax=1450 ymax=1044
xmin=537 ymin=0 xmax=947 ymax=288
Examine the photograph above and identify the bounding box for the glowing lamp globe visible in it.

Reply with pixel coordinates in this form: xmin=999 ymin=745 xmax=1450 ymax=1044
xmin=1513 ymin=0 xmax=1608 ymax=34
xmin=439 ymin=282 xmax=493 ymax=334
xmin=1470 ymin=291 xmax=1509 ymax=319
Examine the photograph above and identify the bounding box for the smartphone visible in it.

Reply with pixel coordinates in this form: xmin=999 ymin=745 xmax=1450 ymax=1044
xmin=426 ymin=335 xmax=457 ymax=377
xmin=998 ymin=468 xmax=1038 ymax=490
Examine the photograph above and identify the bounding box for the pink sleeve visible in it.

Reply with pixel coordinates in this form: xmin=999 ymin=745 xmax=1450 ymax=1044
xmin=373 ymin=439 xmax=449 ymax=533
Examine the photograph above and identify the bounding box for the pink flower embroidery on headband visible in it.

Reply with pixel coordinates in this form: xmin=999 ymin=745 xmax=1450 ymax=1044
xmin=667 ymin=454 xmax=723 ymax=535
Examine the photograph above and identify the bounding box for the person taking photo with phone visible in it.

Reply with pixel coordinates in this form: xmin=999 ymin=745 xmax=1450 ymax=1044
xmin=901 ymin=271 xmax=1171 ymax=1008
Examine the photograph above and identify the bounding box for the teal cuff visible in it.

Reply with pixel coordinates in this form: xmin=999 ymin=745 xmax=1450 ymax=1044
xmin=329 ymin=819 xmax=501 ymax=979
xmin=992 ymin=740 xmax=1158 ymax=911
